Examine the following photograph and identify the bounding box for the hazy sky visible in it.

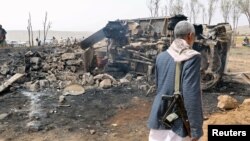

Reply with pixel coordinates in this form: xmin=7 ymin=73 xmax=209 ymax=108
xmin=0 ymin=0 xmax=248 ymax=32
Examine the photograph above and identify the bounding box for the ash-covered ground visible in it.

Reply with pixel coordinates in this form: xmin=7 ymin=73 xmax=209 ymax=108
xmin=0 ymin=46 xmax=250 ymax=141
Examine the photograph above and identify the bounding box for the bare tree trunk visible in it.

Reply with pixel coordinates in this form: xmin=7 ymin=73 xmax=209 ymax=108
xmin=236 ymin=16 xmax=240 ymax=31
xmin=208 ymin=0 xmax=218 ymax=25
xmin=230 ymin=0 xmax=242 ymax=48
xmin=190 ymin=0 xmax=201 ymax=24
xmin=221 ymin=0 xmax=232 ymax=23
xmin=239 ymin=0 xmax=250 ymax=27
xmin=43 ymin=11 xmax=52 ymax=46
xmin=153 ymin=0 xmax=161 ymax=17
xmin=245 ymin=13 xmax=250 ymax=28
xmin=184 ymin=3 xmax=192 ymax=22
xmin=31 ymin=26 xmax=33 ymax=46
xmin=27 ymin=12 xmax=33 ymax=47
xmin=201 ymin=4 xmax=207 ymax=24
xmin=168 ymin=0 xmax=174 ymax=16
xmin=232 ymin=8 xmax=237 ymax=30
xmin=247 ymin=15 xmax=250 ymax=28
xmin=43 ymin=12 xmax=47 ymax=45
xmin=147 ymin=0 xmax=161 ymax=17
xmin=45 ymin=22 xmax=52 ymax=41
xmin=147 ymin=0 xmax=154 ymax=17
xmin=231 ymin=0 xmax=242 ymax=31
xmin=27 ymin=25 xmax=31 ymax=47
xmin=170 ymin=0 xmax=183 ymax=16
xmin=161 ymin=7 xmax=164 ymax=16
xmin=164 ymin=5 xmax=168 ymax=16
xmin=29 ymin=13 xmax=34 ymax=46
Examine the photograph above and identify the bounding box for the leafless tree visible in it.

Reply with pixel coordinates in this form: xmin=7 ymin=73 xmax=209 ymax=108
xmin=147 ymin=0 xmax=154 ymax=17
xmin=207 ymin=0 xmax=218 ymax=25
xmin=163 ymin=5 xmax=168 ymax=16
xmin=220 ymin=0 xmax=232 ymax=23
xmin=147 ymin=0 xmax=161 ymax=17
xmin=231 ymin=0 xmax=242 ymax=48
xmin=27 ymin=22 xmax=31 ymax=47
xmin=160 ymin=1 xmax=167 ymax=16
xmin=239 ymin=0 xmax=250 ymax=27
xmin=27 ymin=12 xmax=34 ymax=47
xmin=160 ymin=6 xmax=165 ymax=16
xmin=170 ymin=0 xmax=183 ymax=16
xmin=184 ymin=3 xmax=192 ymax=22
xmin=231 ymin=0 xmax=242 ymax=31
xmin=161 ymin=0 xmax=174 ymax=16
xmin=201 ymin=4 xmax=207 ymax=24
xmin=154 ymin=0 xmax=161 ymax=17
xmin=190 ymin=0 xmax=201 ymax=23
xmin=43 ymin=11 xmax=52 ymax=45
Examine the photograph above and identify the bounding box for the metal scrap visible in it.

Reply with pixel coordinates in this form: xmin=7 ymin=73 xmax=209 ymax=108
xmin=85 ymin=15 xmax=233 ymax=90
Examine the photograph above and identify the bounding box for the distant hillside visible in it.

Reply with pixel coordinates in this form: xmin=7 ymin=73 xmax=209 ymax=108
xmin=237 ymin=25 xmax=250 ymax=35
xmin=6 ymin=30 xmax=93 ymax=42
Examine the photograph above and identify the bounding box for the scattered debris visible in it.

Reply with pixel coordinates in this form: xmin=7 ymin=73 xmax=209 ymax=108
xmin=61 ymin=53 xmax=76 ymax=60
xmin=90 ymin=129 xmax=96 ymax=135
xmin=0 ymin=63 xmax=10 ymax=75
xmin=59 ymin=95 xmax=66 ymax=103
xmin=0 ymin=73 xmax=24 ymax=93
xmin=146 ymin=85 xmax=156 ymax=96
xmin=111 ymin=123 xmax=118 ymax=127
xmin=203 ymin=116 xmax=209 ymax=120
xmin=82 ymin=73 xmax=95 ymax=85
xmin=63 ymin=84 xmax=85 ymax=96
xmin=57 ymin=105 xmax=71 ymax=107
xmin=27 ymin=121 xmax=42 ymax=132
xmin=124 ymin=73 xmax=133 ymax=81
xmin=0 ymin=113 xmax=9 ymax=120
xmin=242 ymin=99 xmax=250 ymax=105
xmin=94 ymin=73 xmax=117 ymax=83
xmin=25 ymin=81 xmax=39 ymax=92
xmin=229 ymin=92 xmax=235 ymax=95
xmin=136 ymin=76 xmax=144 ymax=81
xmin=99 ymin=79 xmax=112 ymax=89
xmin=39 ymin=79 xmax=49 ymax=89
xmin=119 ymin=78 xmax=130 ymax=84
xmin=217 ymin=95 xmax=238 ymax=110
xmin=239 ymin=73 xmax=250 ymax=85
xmin=138 ymin=85 xmax=148 ymax=91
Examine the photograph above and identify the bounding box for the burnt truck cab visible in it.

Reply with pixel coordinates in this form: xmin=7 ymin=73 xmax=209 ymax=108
xmin=81 ymin=15 xmax=232 ymax=90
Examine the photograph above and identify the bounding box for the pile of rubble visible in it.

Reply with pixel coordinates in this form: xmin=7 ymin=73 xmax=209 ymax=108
xmin=0 ymin=45 xmax=152 ymax=94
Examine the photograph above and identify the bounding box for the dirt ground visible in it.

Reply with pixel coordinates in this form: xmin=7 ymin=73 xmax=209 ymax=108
xmin=1 ymin=44 xmax=250 ymax=141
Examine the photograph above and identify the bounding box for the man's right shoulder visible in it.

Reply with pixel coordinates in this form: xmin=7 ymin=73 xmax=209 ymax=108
xmin=189 ymin=54 xmax=201 ymax=62
xmin=185 ymin=54 xmax=201 ymax=67
xmin=156 ymin=51 xmax=169 ymax=60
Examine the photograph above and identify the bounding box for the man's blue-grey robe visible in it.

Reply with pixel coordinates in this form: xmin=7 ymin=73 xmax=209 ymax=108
xmin=147 ymin=50 xmax=203 ymax=139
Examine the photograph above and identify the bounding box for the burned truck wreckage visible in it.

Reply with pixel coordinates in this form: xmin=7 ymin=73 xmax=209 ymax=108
xmin=81 ymin=15 xmax=232 ymax=90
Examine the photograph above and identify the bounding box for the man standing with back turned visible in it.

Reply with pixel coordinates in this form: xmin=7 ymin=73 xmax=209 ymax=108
xmin=147 ymin=21 xmax=203 ymax=141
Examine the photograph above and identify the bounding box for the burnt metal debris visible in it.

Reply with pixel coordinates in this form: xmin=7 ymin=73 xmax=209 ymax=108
xmin=81 ymin=14 xmax=233 ymax=90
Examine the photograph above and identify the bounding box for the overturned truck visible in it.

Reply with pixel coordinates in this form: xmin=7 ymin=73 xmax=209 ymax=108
xmin=81 ymin=15 xmax=232 ymax=90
